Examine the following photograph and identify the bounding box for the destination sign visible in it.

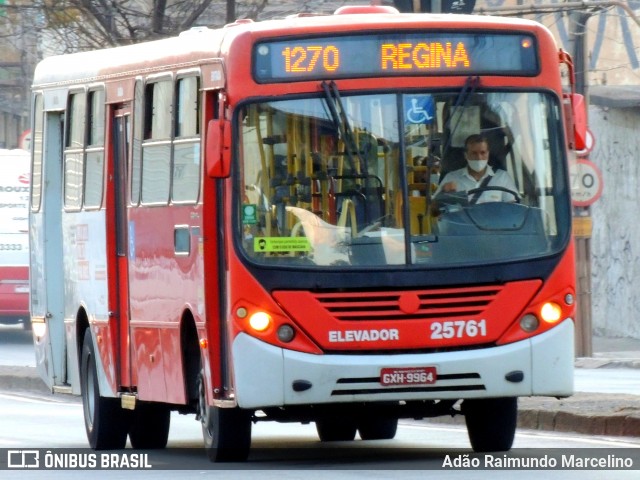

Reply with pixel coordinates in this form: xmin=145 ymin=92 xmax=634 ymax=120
xmin=253 ymin=32 xmax=538 ymax=82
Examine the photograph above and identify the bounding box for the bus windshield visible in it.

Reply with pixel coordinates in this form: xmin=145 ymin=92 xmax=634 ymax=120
xmin=238 ymin=90 xmax=569 ymax=267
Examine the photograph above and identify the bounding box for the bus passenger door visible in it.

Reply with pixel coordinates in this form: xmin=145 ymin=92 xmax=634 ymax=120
xmin=32 ymin=110 xmax=66 ymax=390
xmin=111 ymin=106 xmax=133 ymax=388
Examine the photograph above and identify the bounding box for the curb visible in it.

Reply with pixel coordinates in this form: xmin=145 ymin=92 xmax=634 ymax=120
xmin=575 ymin=357 xmax=640 ymax=369
xmin=426 ymin=393 xmax=640 ymax=439
xmin=0 ymin=366 xmax=50 ymax=395
xmin=518 ymin=394 xmax=640 ymax=437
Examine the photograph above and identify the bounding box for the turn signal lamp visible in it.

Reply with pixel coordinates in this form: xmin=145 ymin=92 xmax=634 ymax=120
xmin=248 ymin=311 xmax=271 ymax=332
xmin=540 ymin=302 xmax=562 ymax=323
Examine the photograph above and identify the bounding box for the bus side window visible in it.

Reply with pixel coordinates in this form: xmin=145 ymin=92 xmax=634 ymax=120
xmin=172 ymin=76 xmax=201 ymax=204
xmin=84 ymin=88 xmax=105 ymax=209
xmin=31 ymin=94 xmax=44 ymax=213
xmin=141 ymin=79 xmax=172 ymax=204
xmin=131 ymin=80 xmax=144 ymax=205
xmin=64 ymin=91 xmax=86 ymax=210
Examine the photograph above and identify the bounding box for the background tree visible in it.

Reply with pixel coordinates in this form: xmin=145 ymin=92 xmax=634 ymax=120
xmin=0 ymin=0 xmax=343 ymax=146
xmin=38 ymin=0 xmax=275 ymax=52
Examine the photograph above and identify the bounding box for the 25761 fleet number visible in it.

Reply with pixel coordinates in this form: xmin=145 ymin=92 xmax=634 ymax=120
xmin=430 ymin=319 xmax=487 ymax=340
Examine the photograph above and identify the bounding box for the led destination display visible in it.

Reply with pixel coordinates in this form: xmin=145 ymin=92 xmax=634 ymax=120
xmin=254 ymin=32 xmax=538 ymax=82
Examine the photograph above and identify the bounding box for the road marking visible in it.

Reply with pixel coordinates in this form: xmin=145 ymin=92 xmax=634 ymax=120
xmin=0 ymin=392 xmax=81 ymax=406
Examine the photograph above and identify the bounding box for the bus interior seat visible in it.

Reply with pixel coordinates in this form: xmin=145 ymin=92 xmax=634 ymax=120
xmin=333 ymin=175 xmax=385 ymax=231
xmin=440 ymin=146 xmax=466 ymax=179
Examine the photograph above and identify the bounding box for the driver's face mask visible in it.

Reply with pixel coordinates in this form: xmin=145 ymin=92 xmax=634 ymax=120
xmin=467 ymin=159 xmax=488 ymax=172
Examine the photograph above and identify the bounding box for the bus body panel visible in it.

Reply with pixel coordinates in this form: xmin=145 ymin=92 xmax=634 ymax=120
xmin=63 ymin=211 xmax=111 ymax=394
xmin=127 ymin=203 xmax=204 ymax=404
xmin=232 ymin=319 xmax=573 ymax=409
xmin=0 ymin=149 xmax=30 ymax=326
xmin=273 ymin=281 xmax=543 ymax=352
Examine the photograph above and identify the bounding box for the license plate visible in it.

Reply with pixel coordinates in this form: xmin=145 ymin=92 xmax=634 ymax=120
xmin=380 ymin=366 xmax=437 ymax=386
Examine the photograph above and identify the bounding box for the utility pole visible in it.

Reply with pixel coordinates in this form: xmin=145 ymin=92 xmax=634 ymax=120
xmin=227 ymin=0 xmax=236 ymax=23
xmin=568 ymin=10 xmax=595 ymax=357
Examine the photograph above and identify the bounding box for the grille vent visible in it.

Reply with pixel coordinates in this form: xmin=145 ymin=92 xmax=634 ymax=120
xmin=311 ymin=285 xmax=502 ymax=321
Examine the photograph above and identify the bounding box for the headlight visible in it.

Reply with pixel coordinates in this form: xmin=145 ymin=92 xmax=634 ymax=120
xmin=540 ymin=302 xmax=562 ymax=323
xmin=248 ymin=311 xmax=271 ymax=332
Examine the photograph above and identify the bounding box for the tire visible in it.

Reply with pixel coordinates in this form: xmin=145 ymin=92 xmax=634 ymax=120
xmin=198 ymin=373 xmax=252 ymax=462
xmin=463 ymin=397 xmax=517 ymax=452
xmin=315 ymin=418 xmax=357 ymax=442
xmin=129 ymin=402 xmax=171 ymax=449
xmin=80 ymin=329 xmax=129 ymax=450
xmin=358 ymin=417 xmax=398 ymax=440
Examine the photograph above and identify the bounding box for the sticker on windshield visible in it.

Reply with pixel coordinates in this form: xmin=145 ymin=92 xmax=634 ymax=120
xmin=242 ymin=204 xmax=258 ymax=224
xmin=254 ymin=237 xmax=311 ymax=253
xmin=404 ymin=95 xmax=435 ymax=125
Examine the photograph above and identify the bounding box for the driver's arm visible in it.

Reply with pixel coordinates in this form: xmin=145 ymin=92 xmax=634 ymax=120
xmin=430 ymin=174 xmax=458 ymax=216
xmin=432 ymin=171 xmax=457 ymax=198
xmin=496 ymin=170 xmax=519 ymax=202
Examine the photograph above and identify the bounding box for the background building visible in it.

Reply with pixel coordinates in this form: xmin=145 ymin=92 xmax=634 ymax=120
xmin=0 ymin=0 xmax=35 ymax=148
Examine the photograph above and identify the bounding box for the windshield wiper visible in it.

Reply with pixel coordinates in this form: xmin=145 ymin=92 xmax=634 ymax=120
xmin=321 ymin=80 xmax=365 ymax=176
xmin=441 ymin=76 xmax=480 ymax=158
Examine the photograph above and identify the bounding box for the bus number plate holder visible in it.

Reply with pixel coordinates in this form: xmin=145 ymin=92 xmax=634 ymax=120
xmin=380 ymin=366 xmax=437 ymax=386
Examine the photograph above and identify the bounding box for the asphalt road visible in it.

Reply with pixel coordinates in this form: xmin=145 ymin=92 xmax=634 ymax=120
xmin=1 ymin=387 xmax=639 ymax=477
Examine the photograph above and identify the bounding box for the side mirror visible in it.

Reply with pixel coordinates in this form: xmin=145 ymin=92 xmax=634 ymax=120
xmin=566 ymin=93 xmax=587 ymax=151
xmin=205 ymin=119 xmax=231 ymax=178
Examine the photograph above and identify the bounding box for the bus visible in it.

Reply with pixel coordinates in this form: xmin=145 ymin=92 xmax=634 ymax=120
xmin=30 ymin=5 xmax=586 ymax=461
xmin=0 ymin=149 xmax=30 ymax=330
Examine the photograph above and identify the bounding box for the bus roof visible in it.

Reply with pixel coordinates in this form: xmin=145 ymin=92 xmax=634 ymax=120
xmin=32 ymin=12 xmax=553 ymax=88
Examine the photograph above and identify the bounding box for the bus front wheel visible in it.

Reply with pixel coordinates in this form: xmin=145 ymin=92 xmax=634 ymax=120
xmin=80 ymin=329 xmax=129 ymax=450
xmin=197 ymin=373 xmax=252 ymax=462
xmin=463 ymin=397 xmax=517 ymax=452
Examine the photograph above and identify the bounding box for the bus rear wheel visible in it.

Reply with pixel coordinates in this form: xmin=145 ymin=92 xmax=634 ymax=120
xmin=129 ymin=402 xmax=171 ymax=449
xmin=463 ymin=397 xmax=517 ymax=452
xmin=80 ymin=329 xmax=129 ymax=450
xmin=316 ymin=418 xmax=357 ymax=441
xmin=358 ymin=417 xmax=398 ymax=440
xmin=197 ymin=373 xmax=252 ymax=462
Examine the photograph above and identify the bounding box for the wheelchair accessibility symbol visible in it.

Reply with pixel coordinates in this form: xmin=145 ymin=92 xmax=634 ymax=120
xmin=404 ymin=95 xmax=435 ymax=125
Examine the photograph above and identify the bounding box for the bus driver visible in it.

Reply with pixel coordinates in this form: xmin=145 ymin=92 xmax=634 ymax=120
xmin=433 ymin=133 xmax=518 ymax=205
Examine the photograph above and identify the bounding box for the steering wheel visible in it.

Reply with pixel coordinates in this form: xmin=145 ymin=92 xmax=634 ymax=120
xmin=466 ymin=186 xmax=521 ymax=203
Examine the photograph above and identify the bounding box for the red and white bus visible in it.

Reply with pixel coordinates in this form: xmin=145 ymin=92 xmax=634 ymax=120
xmin=0 ymin=149 xmax=30 ymax=330
xmin=30 ymin=5 xmax=586 ymax=461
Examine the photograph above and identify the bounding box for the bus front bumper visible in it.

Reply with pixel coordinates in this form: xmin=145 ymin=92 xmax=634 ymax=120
xmin=232 ymin=318 xmax=574 ymax=409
